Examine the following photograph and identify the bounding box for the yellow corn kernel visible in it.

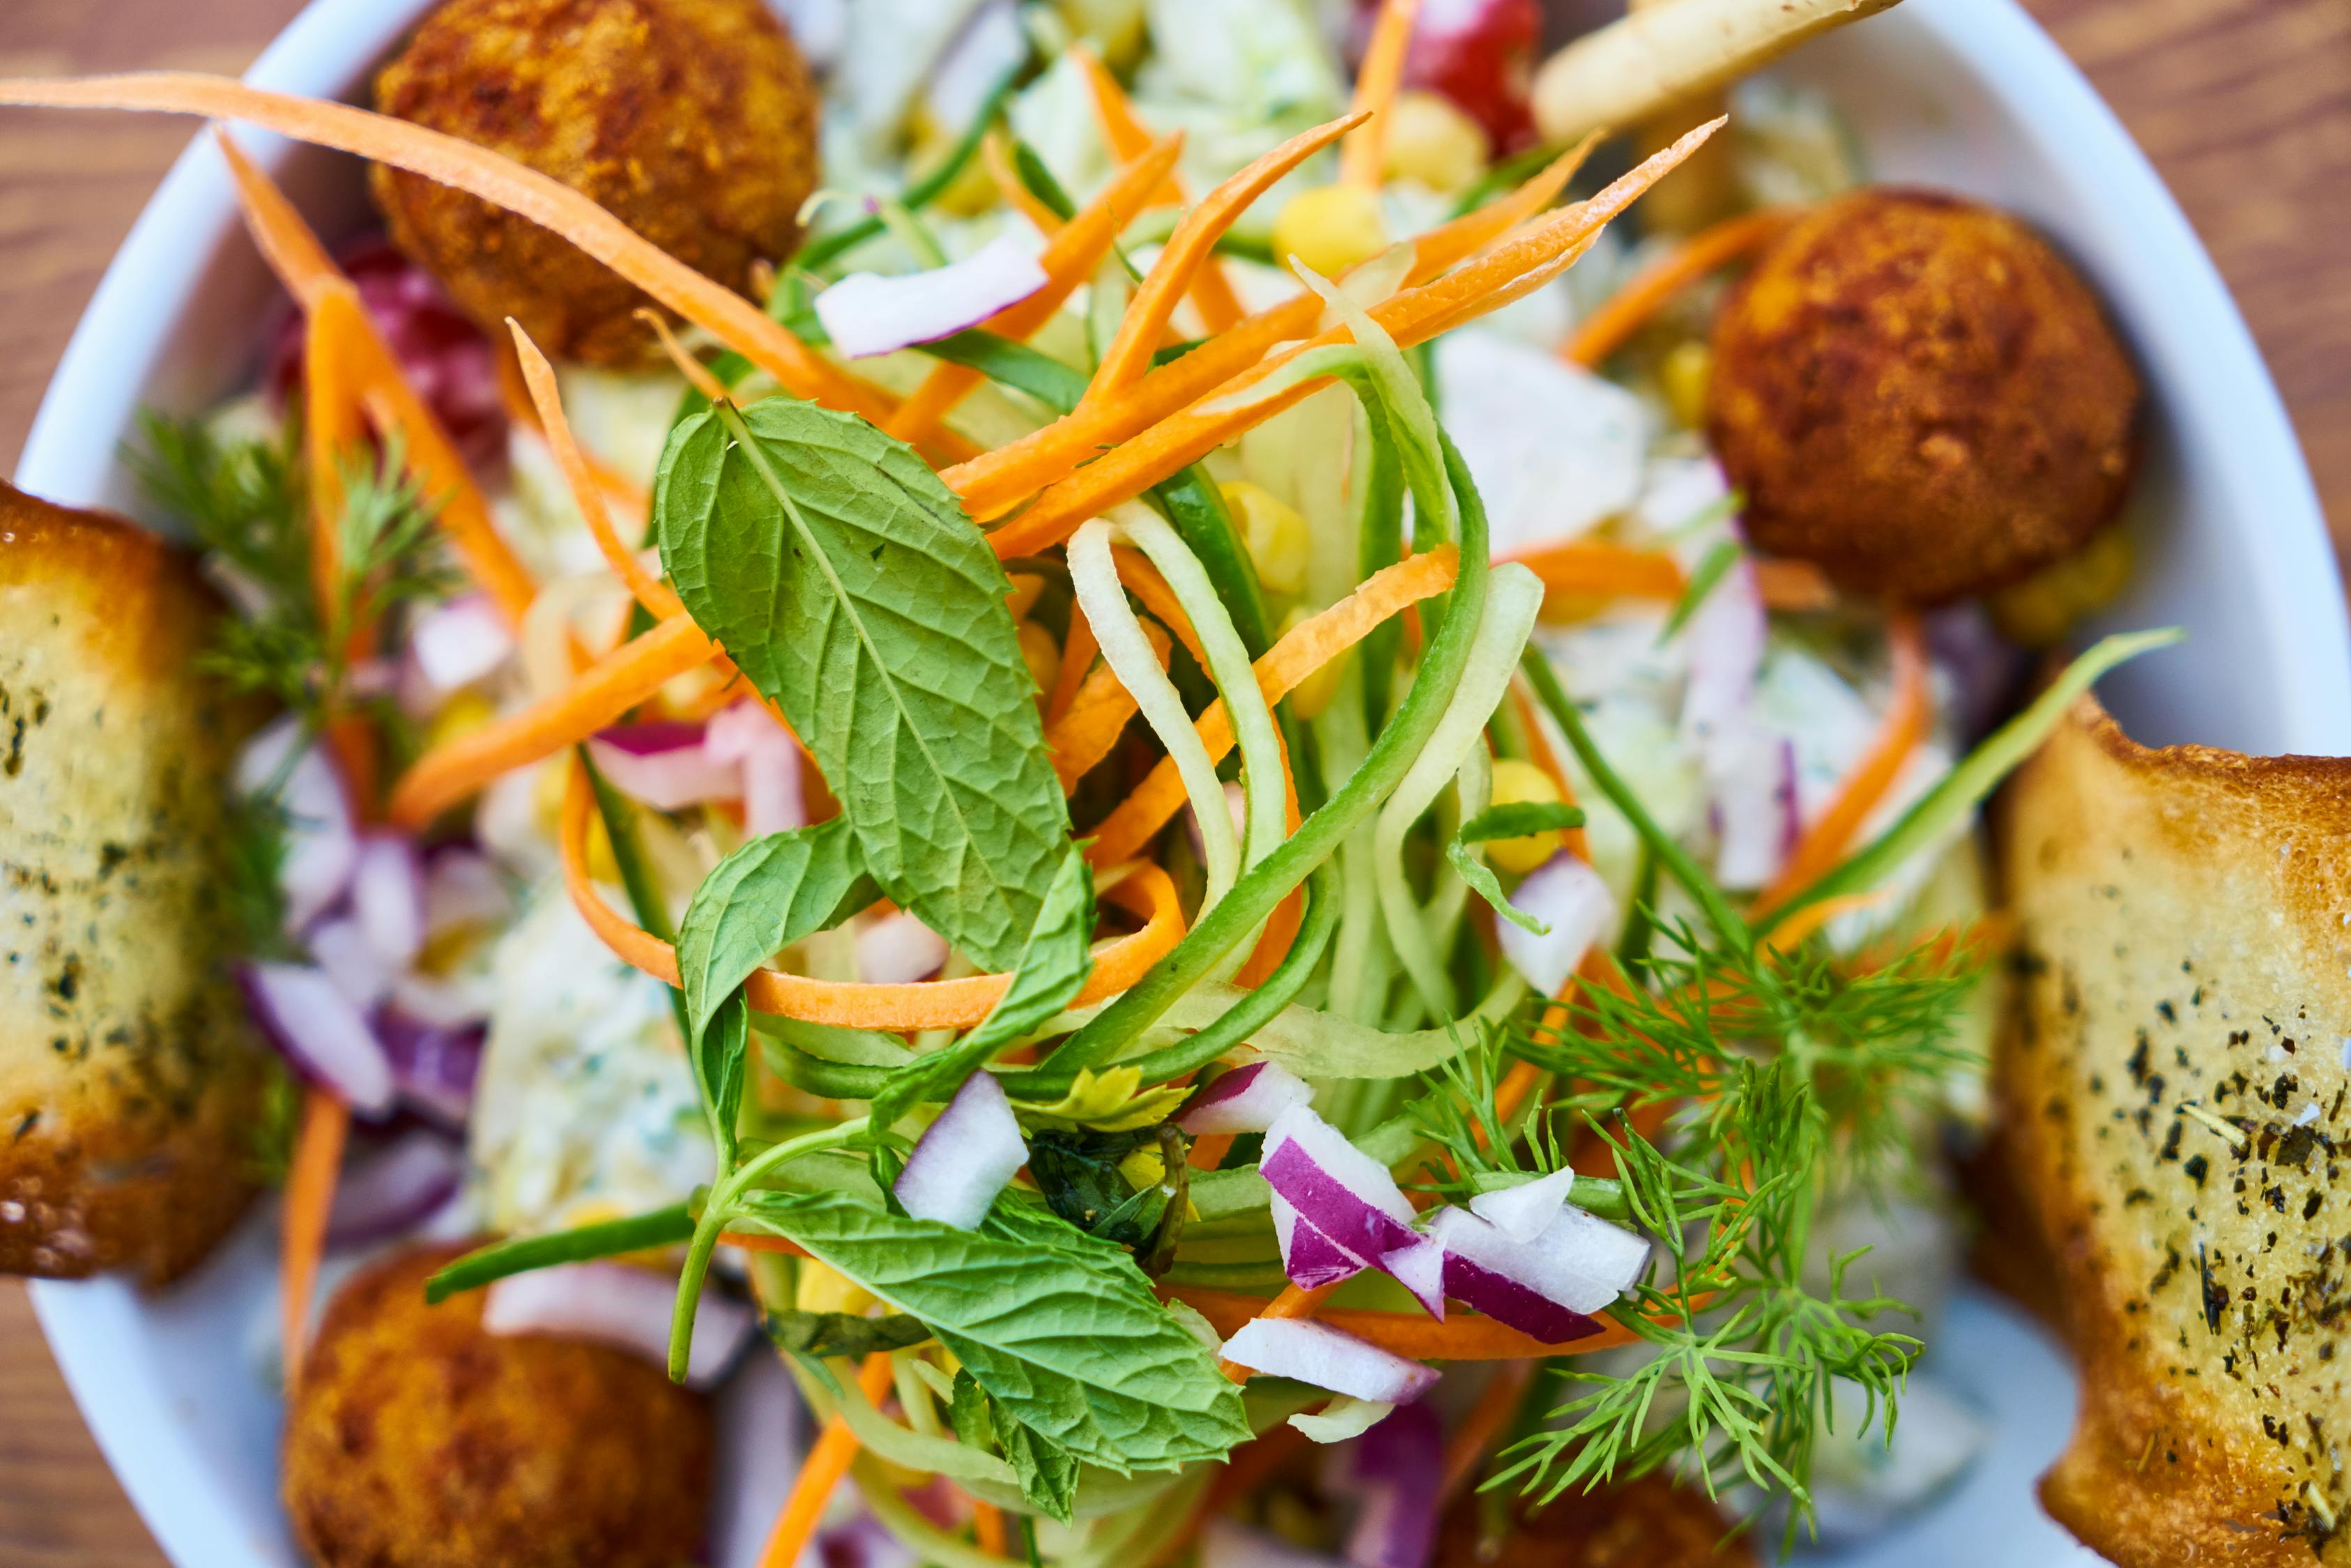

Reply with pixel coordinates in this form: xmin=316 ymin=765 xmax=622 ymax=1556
xmin=796 ymin=1259 xmax=878 ymax=1317
xmin=1989 ymin=523 xmax=2136 ymax=647
xmin=1018 ymin=620 xmax=1062 ymax=696
xmin=1484 ymin=758 xmax=1566 ymax=875
xmin=1660 ymin=339 xmax=1713 ymax=430
xmin=1271 ymin=183 xmax=1389 ymax=282
xmin=1221 ymin=480 xmax=1311 ymax=597
xmin=1278 ymin=604 xmax=1344 ymax=721
xmin=1382 ymin=90 xmax=1489 ymax=194
xmin=422 ymin=689 xmax=498 ymax=754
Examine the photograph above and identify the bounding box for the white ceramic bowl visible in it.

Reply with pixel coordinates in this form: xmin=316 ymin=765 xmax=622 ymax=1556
xmin=15 ymin=1 xmax=2346 ymax=1565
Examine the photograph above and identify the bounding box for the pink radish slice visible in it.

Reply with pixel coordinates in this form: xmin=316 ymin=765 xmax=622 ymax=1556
xmin=1177 ymin=1061 xmax=1314 ymax=1136
xmin=410 ymin=592 xmax=513 ymax=690
xmin=325 ymin=1127 xmax=464 ymax=1247
xmin=893 ymin=1070 xmax=1027 ymax=1231
xmin=588 ymin=721 xmax=741 ymax=812
xmin=704 ymin=700 xmax=805 ymax=838
xmin=238 ymin=961 xmax=395 ymax=1115
xmin=1466 ymin=1167 xmax=1577 ymax=1243
xmin=1218 ymin=1317 xmax=1438 ymax=1404
xmin=1262 ymin=1107 xmax=1443 ymax=1316
xmin=814 ymin=235 xmax=1050 ymax=358
xmin=857 ymin=911 xmax=949 ymax=985
xmin=1342 ymin=1399 xmax=1444 ymax=1568
xmin=482 ymin=1261 xmax=753 ymax=1390
xmin=1495 ymin=852 xmax=1614 ymax=995
xmin=351 ymin=832 xmax=426 ymax=968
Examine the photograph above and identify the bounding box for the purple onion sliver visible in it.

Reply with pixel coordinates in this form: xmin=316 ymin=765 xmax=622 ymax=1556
xmin=238 ymin=960 xmax=395 ymax=1115
xmin=1177 ymin=1060 xmax=1314 ymax=1136
xmin=325 ymin=1127 xmax=465 ymax=1248
xmin=352 ymin=832 xmax=427 ymax=969
xmin=378 ymin=1010 xmax=485 ymax=1130
xmin=1437 ymin=1250 xmax=1605 ymax=1345
xmin=482 ymin=1261 xmax=753 ymax=1390
xmin=1278 ymin=1205 xmax=1370 ymax=1291
xmin=1261 ymin=1139 xmax=1422 ymax=1269
xmin=1345 ymin=1401 xmax=1443 ymax=1568
xmin=1218 ymin=1317 xmax=1437 ymax=1404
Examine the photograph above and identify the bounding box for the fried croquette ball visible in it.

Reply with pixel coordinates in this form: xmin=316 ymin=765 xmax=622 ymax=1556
xmin=283 ymin=1242 xmax=712 ymax=1568
xmin=371 ymin=0 xmax=818 ymax=367
xmin=1706 ymin=189 xmax=2141 ymax=605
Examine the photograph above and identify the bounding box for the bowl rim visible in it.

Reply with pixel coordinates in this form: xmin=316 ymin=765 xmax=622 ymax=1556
xmin=15 ymin=1 xmax=2348 ymax=1564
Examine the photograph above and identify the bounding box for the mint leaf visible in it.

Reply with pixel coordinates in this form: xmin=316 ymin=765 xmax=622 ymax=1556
xmin=999 ymin=1413 xmax=1080 ymax=1523
xmin=949 ymin=1368 xmax=994 ymax=1449
xmin=675 ymin=817 xmax=875 ymax=1046
xmin=733 ymin=1190 xmax=1252 ymax=1472
xmin=765 ymin=1308 xmax=933 ymax=1359
xmin=866 ymin=848 xmax=1094 ymax=1133
xmin=699 ymin=994 xmax=750 ymax=1167
xmin=656 ymin=399 xmax=1071 ymax=970
xmin=1448 ymin=801 xmax=1587 ymax=936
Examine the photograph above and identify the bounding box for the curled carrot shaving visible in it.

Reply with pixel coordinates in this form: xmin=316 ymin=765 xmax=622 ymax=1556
xmin=6 ymin=74 xmax=910 ymax=426
xmin=279 ymin=1089 xmax=349 ymax=1392
xmin=1086 ymin=111 xmax=1364 ymax=401
xmin=303 ymin=286 xmax=386 ymax=810
xmin=495 ymin=347 xmax=649 ymax=514
xmin=1073 ymin=47 xmax=1248 ymax=332
xmin=1186 ymin=1132 xmax=1235 ymax=1172
xmin=984 ymin=123 xmax=1722 ymax=556
xmin=1087 ymin=546 xmax=1460 ymax=866
xmin=1173 ymin=1284 xmax=1639 ymax=1362
xmin=390 ymin=614 xmax=714 ymax=826
xmin=561 ymin=761 xmax=1186 ymax=1030
xmin=1754 ymin=613 xmax=1927 ymax=916
xmin=1215 ymin=1281 xmax=1338 ymax=1381
xmin=758 ymin=1351 xmax=897 ymax=1568
xmin=1047 ymin=621 xmax=1170 ymax=790
xmin=1761 ymin=889 xmax=1894 ymax=953
xmin=1111 ymin=544 xmax=1207 ymax=668
xmin=889 ymin=132 xmax=1185 ymax=446
xmin=973 ymin=1502 xmax=1009 ymax=1555
xmin=217 ymin=132 xmax=539 ymax=624
xmin=1564 ymin=205 xmax=1795 ymax=369
xmin=1045 ymin=604 xmax=1099 ymax=725
xmin=1340 ymin=0 xmax=1425 ymax=190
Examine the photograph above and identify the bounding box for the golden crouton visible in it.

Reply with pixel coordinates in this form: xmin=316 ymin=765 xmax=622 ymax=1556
xmin=0 ymin=483 xmax=271 ymax=1286
xmin=1999 ymin=697 xmax=2351 ymax=1563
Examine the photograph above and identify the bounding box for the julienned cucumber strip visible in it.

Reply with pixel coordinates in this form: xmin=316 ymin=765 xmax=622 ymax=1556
xmin=1756 ymin=626 xmax=2184 ymax=936
xmin=423 ymin=1201 xmax=696 ymax=1303
xmin=1002 ymin=433 xmax=1494 ymax=1096
xmin=796 ymin=70 xmax=1021 ymax=273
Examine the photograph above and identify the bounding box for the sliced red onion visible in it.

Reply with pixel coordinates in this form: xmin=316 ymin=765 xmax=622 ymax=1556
xmin=894 ymin=1070 xmax=1026 ymax=1231
xmin=1262 ymin=1107 xmax=1443 ymax=1316
xmin=1342 ymin=1400 xmax=1444 ymax=1568
xmin=814 ymin=235 xmax=1050 ymax=359
xmin=483 ymin=1261 xmax=753 ymax=1390
xmin=1219 ymin=1317 xmax=1438 ymax=1404
xmin=588 ymin=721 xmax=742 ymax=813
xmin=307 ymin=916 xmax=395 ymax=1011
xmin=813 ymin=1513 xmax=920 ymax=1568
xmin=708 ymin=1352 xmax=804 ymax=1568
xmin=1466 ymin=1167 xmax=1577 ymax=1243
xmin=1201 ymin=1519 xmax=1349 ymax=1568
xmin=378 ymin=1010 xmax=486 ymax=1130
xmin=411 ymin=593 xmax=514 ymax=691
xmin=422 ymin=847 xmax=513 ymax=939
xmin=1178 ymin=1061 xmax=1314 ymax=1136
xmin=1272 ymin=1197 xmax=1368 ymax=1291
xmin=238 ymin=961 xmax=394 ymax=1116
xmin=352 ymin=833 xmax=426 ymax=969
xmin=1495 ymin=852 xmax=1614 ymax=996
xmin=237 ymin=717 xmax=358 ymax=932
xmin=705 ymin=700 xmax=804 ymax=837
xmin=1427 ymin=1201 xmax=1646 ymax=1340
xmin=1678 ymin=558 xmax=1766 ymax=742
xmin=858 ymin=911 xmax=949 ymax=985
xmin=325 ymin=1128 xmax=465 ymax=1247
xmin=1708 ymin=728 xmax=1797 ymax=891
xmin=928 ymin=0 xmax=1024 ymax=132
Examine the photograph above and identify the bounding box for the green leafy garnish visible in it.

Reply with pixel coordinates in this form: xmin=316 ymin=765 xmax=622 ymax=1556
xmin=424 ymin=1203 xmax=698 ymax=1304
xmin=1446 ymin=801 xmax=1588 ymax=934
xmin=765 ymin=1308 xmax=933 ymax=1359
xmin=656 ymin=397 xmax=1071 ymax=971
xmin=1658 ymin=537 xmax=1741 ymax=642
xmin=675 ymin=818 xmax=875 ymax=1045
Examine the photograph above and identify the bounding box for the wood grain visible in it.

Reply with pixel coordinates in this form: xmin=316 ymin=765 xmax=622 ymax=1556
xmin=2 ymin=2 xmax=2348 ymax=1565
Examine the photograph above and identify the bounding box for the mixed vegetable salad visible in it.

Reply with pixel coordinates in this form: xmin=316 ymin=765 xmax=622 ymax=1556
xmin=6 ymin=0 xmax=2170 ymax=1562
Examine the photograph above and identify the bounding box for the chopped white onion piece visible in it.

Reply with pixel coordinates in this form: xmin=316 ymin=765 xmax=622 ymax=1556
xmin=351 ymin=833 xmax=426 ymax=969
xmin=704 ymin=700 xmax=805 ymax=837
xmin=307 ymin=916 xmax=395 ymax=1011
xmin=1200 ymin=1519 xmax=1348 ymax=1568
xmin=894 ymin=1070 xmax=1026 ymax=1231
xmin=858 ymin=911 xmax=949 ymax=984
xmin=1218 ymin=1317 xmax=1437 ymax=1404
xmin=483 ymin=1261 xmax=753 ymax=1390
xmin=1496 ymin=853 xmax=1614 ymax=997
xmin=1177 ymin=1061 xmax=1314 ymax=1136
xmin=1429 ymin=1201 xmax=1648 ymax=1336
xmin=1262 ymin=1107 xmax=1441 ymax=1314
xmin=411 ymin=593 xmax=514 ymax=690
xmin=1467 ymin=1167 xmax=1577 ymax=1244
xmin=815 ymin=236 xmax=1049 ymax=359
xmin=237 ymin=716 xmax=357 ymax=932
xmin=1288 ymin=1394 xmax=1397 ymax=1445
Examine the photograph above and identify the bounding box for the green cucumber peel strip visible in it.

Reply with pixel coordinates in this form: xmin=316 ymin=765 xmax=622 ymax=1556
xmin=795 ymin=70 xmax=1022 ymax=272
xmin=423 ymin=1201 xmax=696 ymax=1304
xmin=1756 ymin=626 xmax=2185 ymax=937
xmin=1658 ymin=537 xmax=1740 ymax=643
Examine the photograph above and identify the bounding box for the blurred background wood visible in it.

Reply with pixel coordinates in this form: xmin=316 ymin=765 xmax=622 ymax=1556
xmin=0 ymin=0 xmax=2345 ymax=1563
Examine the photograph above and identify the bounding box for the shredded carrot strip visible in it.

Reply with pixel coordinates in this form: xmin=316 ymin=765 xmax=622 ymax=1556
xmin=1762 ymin=889 xmax=1893 ymax=953
xmin=279 ymin=1089 xmax=349 ymax=1392
xmin=983 ymin=123 xmax=1722 ymax=556
xmin=1215 ymin=1282 xmax=1338 ymax=1381
xmin=1086 ymin=111 xmax=1363 ymax=401
xmin=1340 ymin=0 xmax=1425 ymax=190
xmin=495 ymin=346 xmax=648 ymax=514
xmin=636 ymin=308 xmax=732 ymax=403
xmin=1187 ymin=1132 xmax=1235 ymax=1172
xmin=390 ymin=614 xmax=714 ymax=826
xmin=1439 ymin=1360 xmax=1535 ymax=1502
xmin=1075 ymin=48 xmax=1248 ymax=332
xmin=717 ymin=1231 xmax=811 ymax=1257
xmin=889 ymin=132 xmax=1184 ymax=446
xmin=1564 ymin=205 xmax=1795 ymax=369
xmin=1174 ymin=1284 xmax=1638 ymax=1362
xmin=1088 ymin=547 xmax=1459 ymax=866
xmin=302 ymin=286 xmax=388 ymax=810
xmin=973 ymin=1502 xmax=1008 ymax=1555
xmin=561 ymin=761 xmax=1186 ymax=1029
xmin=943 ymin=136 xmax=1592 ymax=525
xmin=1111 ymin=545 xmax=1208 ymax=668
xmin=758 ymin=1351 xmax=896 ymax=1568
xmin=1048 ymin=621 xmax=1170 ymax=790
xmin=1508 ymin=539 xmax=1687 ymax=602
xmin=1046 ymin=605 xmax=1099 ymax=724
xmin=983 ymin=128 xmax=1068 ymax=235
xmin=217 ymin=133 xmax=540 ymax=624
xmin=14 ymin=75 xmax=910 ymax=425
xmin=1754 ymin=613 xmax=1928 ymax=916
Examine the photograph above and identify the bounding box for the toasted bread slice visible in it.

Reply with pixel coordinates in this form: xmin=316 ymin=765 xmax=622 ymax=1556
xmin=0 ymin=482 xmax=272 ymax=1286
xmin=1999 ymin=696 xmax=2351 ymax=1563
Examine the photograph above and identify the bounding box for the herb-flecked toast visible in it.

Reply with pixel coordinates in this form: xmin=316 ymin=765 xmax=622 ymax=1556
xmin=0 ymin=482 xmax=272 ymax=1284
xmin=2000 ymin=695 xmax=2351 ymax=1562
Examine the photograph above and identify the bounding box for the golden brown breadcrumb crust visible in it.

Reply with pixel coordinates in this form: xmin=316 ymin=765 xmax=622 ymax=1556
xmin=371 ymin=0 xmax=818 ymax=366
xmin=1434 ymin=1473 xmax=1758 ymax=1567
xmin=284 ymin=1241 xmax=714 ymax=1568
xmin=1708 ymin=188 xmax=2141 ymax=605
xmin=1998 ymin=697 xmax=2351 ymax=1565
xmin=0 ymin=483 xmax=270 ymax=1286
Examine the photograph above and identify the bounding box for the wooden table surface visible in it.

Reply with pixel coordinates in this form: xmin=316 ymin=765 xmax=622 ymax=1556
xmin=4 ymin=1 xmax=2350 ymax=1563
